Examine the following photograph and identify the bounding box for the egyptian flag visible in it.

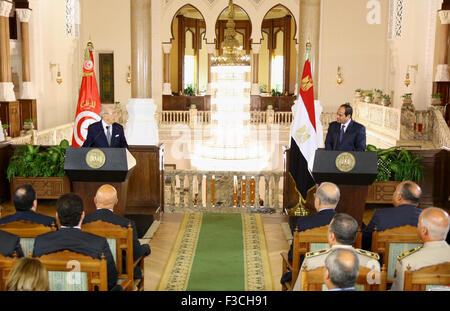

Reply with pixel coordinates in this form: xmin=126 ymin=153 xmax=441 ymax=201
xmin=71 ymin=41 xmax=102 ymax=147
xmin=288 ymin=59 xmax=318 ymax=206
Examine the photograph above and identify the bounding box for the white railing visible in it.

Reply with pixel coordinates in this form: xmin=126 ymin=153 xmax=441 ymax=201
xmin=164 ymin=170 xmax=283 ymax=212
xmin=10 ymin=123 xmax=74 ymax=146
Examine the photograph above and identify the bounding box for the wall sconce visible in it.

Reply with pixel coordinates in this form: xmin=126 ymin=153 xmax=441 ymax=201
xmin=126 ymin=66 xmax=131 ymax=84
xmin=337 ymin=66 xmax=343 ymax=85
xmin=49 ymin=63 xmax=62 ymax=85
xmin=404 ymin=64 xmax=418 ymax=87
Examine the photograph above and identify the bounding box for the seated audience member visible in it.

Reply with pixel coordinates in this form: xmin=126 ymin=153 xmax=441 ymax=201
xmin=293 ymin=213 xmax=380 ymax=291
xmin=6 ymin=257 xmax=48 ymax=291
xmin=281 ymin=182 xmax=339 ymax=285
xmin=324 ymin=248 xmax=360 ymax=291
xmin=362 ymin=181 xmax=422 ymax=250
xmin=0 ymin=184 xmax=56 ymax=227
xmin=0 ymin=230 xmax=24 ymax=258
xmin=390 ymin=207 xmax=450 ymax=291
xmin=83 ymin=184 xmax=151 ymax=279
xmin=32 ymin=193 xmax=121 ymax=291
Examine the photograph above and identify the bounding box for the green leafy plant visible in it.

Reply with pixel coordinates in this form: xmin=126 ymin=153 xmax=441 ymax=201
xmin=355 ymin=88 xmax=362 ymax=93
xmin=2 ymin=124 xmax=8 ymax=129
xmin=382 ymin=94 xmax=390 ymax=99
xmin=365 ymin=93 xmax=373 ymax=97
xmin=374 ymin=89 xmax=382 ymax=93
xmin=259 ymin=85 xmax=267 ymax=93
xmin=183 ymin=84 xmax=196 ymax=96
xmin=7 ymin=139 xmax=70 ymax=181
xmin=402 ymin=93 xmax=412 ymax=99
xmin=432 ymin=93 xmax=441 ymax=99
xmin=271 ymin=88 xmax=282 ymax=96
xmin=366 ymin=144 xmax=424 ymax=182
xmin=24 ymin=118 xmax=34 ymax=123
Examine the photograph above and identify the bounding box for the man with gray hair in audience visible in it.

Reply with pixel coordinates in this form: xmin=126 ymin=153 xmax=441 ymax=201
xmin=324 ymin=248 xmax=360 ymax=291
xmin=293 ymin=213 xmax=380 ymax=290
xmin=390 ymin=207 xmax=450 ymax=291
xmin=281 ymin=182 xmax=340 ymax=285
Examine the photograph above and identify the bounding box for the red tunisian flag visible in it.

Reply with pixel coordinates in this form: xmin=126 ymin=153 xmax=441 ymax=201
xmin=71 ymin=42 xmax=101 ymax=147
xmin=288 ymin=59 xmax=318 ymax=206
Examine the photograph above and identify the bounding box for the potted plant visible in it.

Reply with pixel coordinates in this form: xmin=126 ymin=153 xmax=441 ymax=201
xmin=7 ymin=139 xmax=71 ymax=199
xmin=259 ymin=85 xmax=266 ymax=94
xmin=374 ymin=89 xmax=382 ymax=101
xmin=431 ymin=93 xmax=441 ymax=106
xmin=381 ymin=94 xmax=391 ymax=106
xmin=23 ymin=118 xmax=34 ymax=131
xmin=2 ymin=123 xmax=8 ymax=138
xmin=364 ymin=92 xmax=373 ymax=103
xmin=271 ymin=88 xmax=282 ymax=97
xmin=183 ymin=84 xmax=196 ymax=96
xmin=402 ymin=93 xmax=412 ymax=104
xmin=365 ymin=144 xmax=424 ymax=204
xmin=355 ymin=88 xmax=363 ymax=97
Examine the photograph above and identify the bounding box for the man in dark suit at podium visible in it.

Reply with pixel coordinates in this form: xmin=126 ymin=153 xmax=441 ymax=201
xmin=82 ymin=105 xmax=128 ymax=149
xmin=325 ymin=104 xmax=366 ymax=151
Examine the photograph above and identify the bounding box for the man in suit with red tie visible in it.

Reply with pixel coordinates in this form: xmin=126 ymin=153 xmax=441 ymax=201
xmin=325 ymin=104 xmax=366 ymax=151
xmin=82 ymin=105 xmax=128 ymax=149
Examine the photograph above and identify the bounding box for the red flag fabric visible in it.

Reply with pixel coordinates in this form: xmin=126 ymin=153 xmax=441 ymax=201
xmin=299 ymin=59 xmax=316 ymax=131
xmin=71 ymin=47 xmax=101 ymax=147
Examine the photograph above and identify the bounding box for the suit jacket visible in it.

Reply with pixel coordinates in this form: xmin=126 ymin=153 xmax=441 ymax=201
xmin=0 ymin=210 xmax=56 ymax=228
xmin=325 ymin=120 xmax=366 ymax=151
xmin=288 ymin=209 xmax=337 ymax=261
xmin=32 ymin=227 xmax=119 ymax=291
xmin=83 ymin=209 xmax=151 ymax=260
xmin=82 ymin=120 xmax=128 ymax=149
xmin=362 ymin=204 xmax=422 ymax=251
xmin=0 ymin=230 xmax=24 ymax=258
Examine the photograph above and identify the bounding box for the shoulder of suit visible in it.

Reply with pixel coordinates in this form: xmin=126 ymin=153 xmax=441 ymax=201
xmin=305 ymin=248 xmax=331 ymax=258
xmin=397 ymin=245 xmax=422 ymax=261
xmin=355 ymin=248 xmax=380 ymax=260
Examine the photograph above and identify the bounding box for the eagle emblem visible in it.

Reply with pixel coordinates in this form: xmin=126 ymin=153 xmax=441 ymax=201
xmin=296 ymin=126 xmax=311 ymax=143
xmin=301 ymin=76 xmax=313 ymax=92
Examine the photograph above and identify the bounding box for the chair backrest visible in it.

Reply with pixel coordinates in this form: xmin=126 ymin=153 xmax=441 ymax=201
xmin=0 ymin=253 xmax=18 ymax=291
xmin=0 ymin=220 xmax=56 ymax=257
xmin=81 ymin=220 xmax=133 ymax=289
xmin=34 ymin=250 xmax=108 ymax=291
xmin=403 ymin=262 xmax=450 ymax=291
xmin=371 ymin=225 xmax=422 ymax=282
xmin=300 ymin=264 xmax=387 ymax=291
xmin=291 ymin=225 xmax=363 ymax=286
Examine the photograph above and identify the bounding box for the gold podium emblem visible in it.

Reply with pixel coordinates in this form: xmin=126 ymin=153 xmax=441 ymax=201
xmin=335 ymin=152 xmax=356 ymax=172
xmin=86 ymin=149 xmax=106 ymax=169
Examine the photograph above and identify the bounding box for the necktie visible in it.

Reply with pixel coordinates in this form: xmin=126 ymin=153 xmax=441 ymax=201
xmin=106 ymin=125 xmax=111 ymax=146
xmin=339 ymin=124 xmax=345 ymax=144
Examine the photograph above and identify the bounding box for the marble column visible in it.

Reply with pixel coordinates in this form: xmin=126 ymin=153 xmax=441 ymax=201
xmin=299 ymin=0 xmax=321 ymax=99
xmin=251 ymin=43 xmax=260 ymax=95
xmin=205 ymin=43 xmax=215 ymax=95
xmin=126 ymin=0 xmax=158 ymax=145
xmin=435 ymin=10 xmax=450 ymax=81
xmin=162 ymin=43 xmax=172 ymax=95
xmin=0 ymin=0 xmax=15 ymax=101
xmin=16 ymin=8 xmax=34 ymax=99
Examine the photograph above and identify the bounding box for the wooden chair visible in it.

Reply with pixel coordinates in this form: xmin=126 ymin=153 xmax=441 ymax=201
xmin=403 ymin=262 xmax=450 ymax=291
xmin=371 ymin=225 xmax=422 ymax=283
xmin=0 ymin=220 xmax=57 ymax=257
xmin=280 ymin=225 xmax=363 ymax=291
xmin=81 ymin=220 xmax=145 ymax=291
xmin=0 ymin=253 xmax=18 ymax=291
xmin=300 ymin=264 xmax=387 ymax=291
xmin=34 ymin=250 xmax=108 ymax=291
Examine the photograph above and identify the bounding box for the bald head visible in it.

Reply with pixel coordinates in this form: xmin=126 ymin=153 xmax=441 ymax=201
xmin=418 ymin=207 xmax=449 ymax=242
xmin=315 ymin=182 xmax=340 ymax=211
xmin=324 ymin=248 xmax=359 ymax=289
xmin=393 ymin=181 xmax=422 ymax=207
xmin=94 ymin=184 xmax=118 ymax=209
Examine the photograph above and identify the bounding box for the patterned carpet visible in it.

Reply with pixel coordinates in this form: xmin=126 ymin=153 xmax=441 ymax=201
xmin=157 ymin=213 xmax=273 ymax=291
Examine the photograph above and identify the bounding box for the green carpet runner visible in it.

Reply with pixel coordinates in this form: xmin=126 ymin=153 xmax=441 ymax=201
xmin=158 ymin=213 xmax=273 ymax=291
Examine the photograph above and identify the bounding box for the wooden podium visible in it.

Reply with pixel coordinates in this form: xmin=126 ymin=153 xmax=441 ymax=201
xmin=312 ymin=150 xmax=378 ymax=225
xmin=64 ymin=147 xmax=136 ymax=216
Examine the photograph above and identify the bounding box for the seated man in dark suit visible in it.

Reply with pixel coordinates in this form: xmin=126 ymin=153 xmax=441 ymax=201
xmin=281 ymin=182 xmax=339 ymax=284
xmin=82 ymin=105 xmax=128 ymax=148
xmin=0 ymin=184 xmax=56 ymax=227
xmin=362 ymin=181 xmax=422 ymax=250
xmin=0 ymin=230 xmax=24 ymax=258
xmin=32 ymin=193 xmax=121 ymax=291
xmin=324 ymin=103 xmax=366 ymax=151
xmin=83 ymin=184 xmax=151 ymax=279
